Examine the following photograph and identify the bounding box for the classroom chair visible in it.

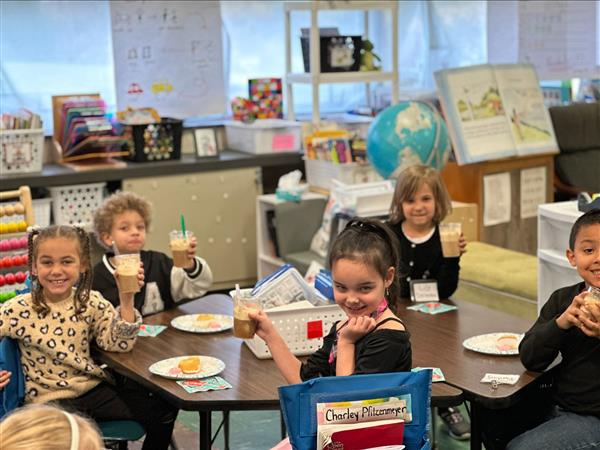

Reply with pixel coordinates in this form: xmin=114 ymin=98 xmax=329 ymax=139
xmin=99 ymin=420 xmax=146 ymax=450
xmin=549 ymin=101 xmax=600 ymax=199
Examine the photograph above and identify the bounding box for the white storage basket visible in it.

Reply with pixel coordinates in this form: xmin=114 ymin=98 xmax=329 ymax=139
xmin=225 ymin=119 xmax=302 ymax=154
xmin=230 ymin=289 xmax=345 ymax=359
xmin=32 ymin=198 xmax=52 ymax=227
xmin=49 ymin=183 xmax=106 ymax=227
xmin=0 ymin=129 xmax=44 ymax=174
xmin=305 ymin=158 xmax=382 ymax=192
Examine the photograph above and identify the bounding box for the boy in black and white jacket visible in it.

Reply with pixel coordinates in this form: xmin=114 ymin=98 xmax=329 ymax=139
xmin=92 ymin=191 xmax=213 ymax=315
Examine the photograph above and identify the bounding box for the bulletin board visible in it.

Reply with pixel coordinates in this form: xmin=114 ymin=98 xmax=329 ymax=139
xmin=110 ymin=1 xmax=226 ymax=118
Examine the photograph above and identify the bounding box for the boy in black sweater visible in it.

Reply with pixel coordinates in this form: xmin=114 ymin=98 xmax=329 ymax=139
xmin=506 ymin=209 xmax=600 ymax=450
xmin=92 ymin=191 xmax=213 ymax=315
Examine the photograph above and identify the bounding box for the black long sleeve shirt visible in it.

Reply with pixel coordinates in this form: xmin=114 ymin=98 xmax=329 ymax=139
xmin=519 ymin=282 xmax=600 ymax=416
xmin=300 ymin=318 xmax=412 ymax=381
xmin=390 ymin=223 xmax=460 ymax=300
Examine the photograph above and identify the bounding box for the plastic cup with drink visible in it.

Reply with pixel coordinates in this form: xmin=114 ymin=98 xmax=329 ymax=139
xmin=169 ymin=230 xmax=193 ymax=268
xmin=114 ymin=253 xmax=141 ymax=294
xmin=585 ymin=286 xmax=600 ymax=307
xmin=439 ymin=222 xmax=462 ymax=258
xmin=233 ymin=284 xmax=262 ymax=339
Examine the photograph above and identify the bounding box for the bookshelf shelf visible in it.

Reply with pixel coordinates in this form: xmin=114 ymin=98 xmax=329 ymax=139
xmin=284 ymin=0 xmax=398 ymax=123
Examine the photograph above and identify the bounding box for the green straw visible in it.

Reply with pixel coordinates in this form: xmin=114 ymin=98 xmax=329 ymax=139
xmin=180 ymin=213 xmax=187 ymax=237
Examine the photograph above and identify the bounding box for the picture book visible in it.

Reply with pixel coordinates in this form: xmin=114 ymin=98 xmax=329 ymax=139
xmin=434 ymin=63 xmax=558 ymax=165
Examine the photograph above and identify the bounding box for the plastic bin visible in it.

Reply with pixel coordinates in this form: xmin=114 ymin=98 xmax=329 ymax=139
xmin=32 ymin=198 xmax=52 ymax=227
xmin=225 ymin=119 xmax=302 ymax=154
xmin=0 ymin=129 xmax=44 ymax=174
xmin=49 ymin=183 xmax=106 ymax=227
xmin=123 ymin=118 xmax=182 ymax=162
xmin=230 ymin=289 xmax=344 ymax=359
xmin=305 ymin=158 xmax=382 ymax=192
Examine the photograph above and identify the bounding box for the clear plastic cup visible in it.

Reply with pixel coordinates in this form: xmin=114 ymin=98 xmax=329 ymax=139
xmin=439 ymin=222 xmax=462 ymax=258
xmin=169 ymin=230 xmax=193 ymax=268
xmin=114 ymin=253 xmax=141 ymax=294
xmin=586 ymin=286 xmax=600 ymax=303
xmin=233 ymin=294 xmax=262 ymax=339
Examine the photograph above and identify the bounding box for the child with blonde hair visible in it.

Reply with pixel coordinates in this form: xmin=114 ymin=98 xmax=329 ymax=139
xmin=389 ymin=164 xmax=469 ymax=440
xmin=0 ymin=403 xmax=103 ymax=450
xmin=0 ymin=225 xmax=175 ymax=450
xmin=92 ymin=191 xmax=213 ymax=315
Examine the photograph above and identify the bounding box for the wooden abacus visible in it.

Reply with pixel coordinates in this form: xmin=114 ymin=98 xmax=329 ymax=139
xmin=0 ymin=185 xmax=34 ymax=233
xmin=0 ymin=185 xmax=33 ymax=302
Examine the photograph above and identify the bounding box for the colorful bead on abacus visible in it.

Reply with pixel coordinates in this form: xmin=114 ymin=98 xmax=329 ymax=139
xmin=14 ymin=203 xmax=25 ymax=215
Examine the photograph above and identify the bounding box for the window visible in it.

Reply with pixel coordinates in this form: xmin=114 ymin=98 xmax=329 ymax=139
xmin=0 ymin=0 xmax=488 ymax=134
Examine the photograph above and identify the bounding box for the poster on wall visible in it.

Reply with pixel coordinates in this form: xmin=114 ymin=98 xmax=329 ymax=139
xmin=483 ymin=172 xmax=511 ymax=227
xmin=110 ymin=1 xmax=226 ymax=119
xmin=520 ymin=167 xmax=547 ymax=219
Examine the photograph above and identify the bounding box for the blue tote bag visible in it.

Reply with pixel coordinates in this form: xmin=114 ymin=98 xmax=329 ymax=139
xmin=278 ymin=370 xmax=432 ymax=450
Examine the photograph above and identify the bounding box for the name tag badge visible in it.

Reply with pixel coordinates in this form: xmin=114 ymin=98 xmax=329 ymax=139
xmin=410 ymin=279 xmax=440 ymax=303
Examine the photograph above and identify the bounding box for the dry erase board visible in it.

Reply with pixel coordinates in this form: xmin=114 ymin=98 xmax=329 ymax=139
xmin=110 ymin=1 xmax=226 ymax=118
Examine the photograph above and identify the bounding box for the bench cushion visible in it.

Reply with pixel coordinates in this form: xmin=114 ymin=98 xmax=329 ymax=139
xmin=460 ymin=241 xmax=537 ymax=301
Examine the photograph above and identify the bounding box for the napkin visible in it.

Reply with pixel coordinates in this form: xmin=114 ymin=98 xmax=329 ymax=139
xmin=177 ymin=376 xmax=232 ymax=393
xmin=138 ymin=324 xmax=167 ymax=337
xmin=406 ymin=302 xmax=457 ymax=315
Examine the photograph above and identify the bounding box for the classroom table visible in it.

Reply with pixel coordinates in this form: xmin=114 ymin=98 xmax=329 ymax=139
xmin=395 ymin=298 xmax=540 ymax=450
xmin=98 ymin=294 xmax=463 ymax=450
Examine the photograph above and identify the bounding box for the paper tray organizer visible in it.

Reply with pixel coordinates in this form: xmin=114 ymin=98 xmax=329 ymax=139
xmin=231 ymin=288 xmax=344 ymax=359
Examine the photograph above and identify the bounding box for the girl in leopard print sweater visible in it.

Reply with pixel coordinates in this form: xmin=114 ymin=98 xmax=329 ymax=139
xmin=0 ymin=225 xmax=175 ymax=450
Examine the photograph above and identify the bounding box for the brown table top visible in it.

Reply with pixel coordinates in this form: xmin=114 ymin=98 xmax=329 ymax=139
xmin=98 ymin=295 xmax=463 ymax=411
xmin=395 ymin=298 xmax=539 ymax=409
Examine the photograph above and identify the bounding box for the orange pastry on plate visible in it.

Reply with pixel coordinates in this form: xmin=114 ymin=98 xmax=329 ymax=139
xmin=196 ymin=314 xmax=214 ymax=321
xmin=178 ymin=356 xmax=201 ymax=374
xmin=496 ymin=335 xmax=518 ymax=351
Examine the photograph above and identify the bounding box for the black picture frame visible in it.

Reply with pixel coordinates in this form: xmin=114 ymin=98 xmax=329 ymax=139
xmin=193 ymin=128 xmax=219 ymax=158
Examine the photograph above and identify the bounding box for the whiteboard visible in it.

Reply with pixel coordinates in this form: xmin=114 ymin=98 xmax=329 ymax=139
xmin=488 ymin=0 xmax=600 ymax=80
xmin=110 ymin=1 xmax=226 ymax=118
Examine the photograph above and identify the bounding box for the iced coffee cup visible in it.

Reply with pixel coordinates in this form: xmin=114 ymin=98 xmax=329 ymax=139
xmin=233 ymin=294 xmax=261 ymax=339
xmin=169 ymin=230 xmax=193 ymax=268
xmin=439 ymin=222 xmax=462 ymax=258
xmin=114 ymin=253 xmax=141 ymax=294
xmin=585 ymin=286 xmax=600 ymax=307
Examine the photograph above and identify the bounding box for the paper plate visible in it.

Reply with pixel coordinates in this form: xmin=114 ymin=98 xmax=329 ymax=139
xmin=171 ymin=313 xmax=233 ymax=333
xmin=148 ymin=355 xmax=225 ymax=380
xmin=462 ymin=332 xmax=523 ymax=356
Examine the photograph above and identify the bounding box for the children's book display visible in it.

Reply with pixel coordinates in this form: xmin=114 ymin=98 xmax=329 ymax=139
xmin=434 ymin=63 xmax=558 ymax=165
xmin=51 ymin=94 xmax=129 ymax=166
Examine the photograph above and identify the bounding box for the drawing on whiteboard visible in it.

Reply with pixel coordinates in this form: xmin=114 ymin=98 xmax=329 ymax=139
xmin=127 ymin=83 xmax=144 ymax=95
xmin=151 ymin=81 xmax=173 ymax=95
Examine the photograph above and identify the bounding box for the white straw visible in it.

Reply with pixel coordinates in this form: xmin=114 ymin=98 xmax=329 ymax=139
xmin=235 ymin=283 xmax=241 ymax=297
xmin=112 ymin=241 xmax=120 ymax=256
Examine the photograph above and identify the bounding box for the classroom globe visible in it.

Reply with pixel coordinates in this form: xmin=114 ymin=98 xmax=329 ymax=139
xmin=367 ymin=102 xmax=451 ymax=179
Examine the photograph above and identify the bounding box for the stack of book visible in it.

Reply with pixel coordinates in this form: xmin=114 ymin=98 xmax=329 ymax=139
xmin=52 ymin=94 xmax=129 ymax=164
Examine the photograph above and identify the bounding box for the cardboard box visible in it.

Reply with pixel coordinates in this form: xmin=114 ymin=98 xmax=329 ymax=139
xmin=444 ymin=201 xmax=478 ymax=242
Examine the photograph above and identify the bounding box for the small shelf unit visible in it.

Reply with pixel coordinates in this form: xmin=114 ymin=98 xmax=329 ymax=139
xmin=284 ymin=0 xmax=399 ymax=123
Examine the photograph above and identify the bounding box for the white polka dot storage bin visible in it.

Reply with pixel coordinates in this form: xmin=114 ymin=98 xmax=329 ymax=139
xmin=0 ymin=129 xmax=44 ymax=174
xmin=49 ymin=183 xmax=106 ymax=227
